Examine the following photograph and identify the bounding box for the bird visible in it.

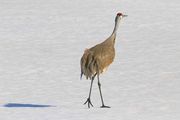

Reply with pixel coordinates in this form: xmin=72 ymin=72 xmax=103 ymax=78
xmin=80 ymin=12 xmax=127 ymax=108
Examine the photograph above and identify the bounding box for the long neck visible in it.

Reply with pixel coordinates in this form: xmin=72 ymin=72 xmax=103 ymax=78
xmin=105 ymin=17 xmax=120 ymax=45
xmin=112 ymin=19 xmax=120 ymax=36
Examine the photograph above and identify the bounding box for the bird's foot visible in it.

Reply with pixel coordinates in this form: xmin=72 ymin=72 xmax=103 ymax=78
xmin=84 ymin=98 xmax=93 ymax=108
xmin=100 ymin=105 xmax=111 ymax=108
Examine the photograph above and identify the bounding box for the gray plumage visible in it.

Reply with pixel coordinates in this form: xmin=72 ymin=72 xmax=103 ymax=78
xmin=80 ymin=13 xmax=127 ymax=108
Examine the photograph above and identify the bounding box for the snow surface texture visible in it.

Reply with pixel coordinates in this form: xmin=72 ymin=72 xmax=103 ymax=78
xmin=0 ymin=0 xmax=180 ymax=120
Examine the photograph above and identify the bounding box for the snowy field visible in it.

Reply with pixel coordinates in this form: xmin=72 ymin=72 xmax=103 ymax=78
xmin=0 ymin=0 xmax=180 ymax=120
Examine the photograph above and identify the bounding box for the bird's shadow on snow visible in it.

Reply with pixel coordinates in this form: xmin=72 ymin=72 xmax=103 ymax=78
xmin=3 ymin=103 xmax=55 ymax=108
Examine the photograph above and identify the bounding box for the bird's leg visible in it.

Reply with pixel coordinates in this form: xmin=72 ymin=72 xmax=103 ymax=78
xmin=84 ymin=79 xmax=94 ymax=108
xmin=97 ymin=74 xmax=110 ymax=108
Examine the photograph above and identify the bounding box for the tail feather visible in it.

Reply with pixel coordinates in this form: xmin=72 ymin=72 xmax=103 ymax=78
xmin=80 ymin=71 xmax=83 ymax=80
xmin=80 ymin=48 xmax=97 ymax=80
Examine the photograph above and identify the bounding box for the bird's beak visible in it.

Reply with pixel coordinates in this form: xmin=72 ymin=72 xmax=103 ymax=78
xmin=122 ymin=14 xmax=128 ymax=18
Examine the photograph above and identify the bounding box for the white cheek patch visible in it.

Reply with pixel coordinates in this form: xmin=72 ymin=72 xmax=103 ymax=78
xmin=120 ymin=16 xmax=123 ymax=19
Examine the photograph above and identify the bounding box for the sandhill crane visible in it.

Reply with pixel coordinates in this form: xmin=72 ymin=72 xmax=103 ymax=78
xmin=80 ymin=13 xmax=127 ymax=108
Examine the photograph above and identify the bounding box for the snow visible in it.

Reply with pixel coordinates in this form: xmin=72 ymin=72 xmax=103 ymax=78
xmin=0 ymin=0 xmax=180 ymax=120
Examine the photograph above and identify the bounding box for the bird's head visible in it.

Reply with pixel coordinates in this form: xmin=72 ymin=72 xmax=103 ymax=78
xmin=115 ymin=12 xmax=128 ymax=22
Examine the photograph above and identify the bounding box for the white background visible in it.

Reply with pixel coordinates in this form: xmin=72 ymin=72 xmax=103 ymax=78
xmin=0 ymin=0 xmax=180 ymax=119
